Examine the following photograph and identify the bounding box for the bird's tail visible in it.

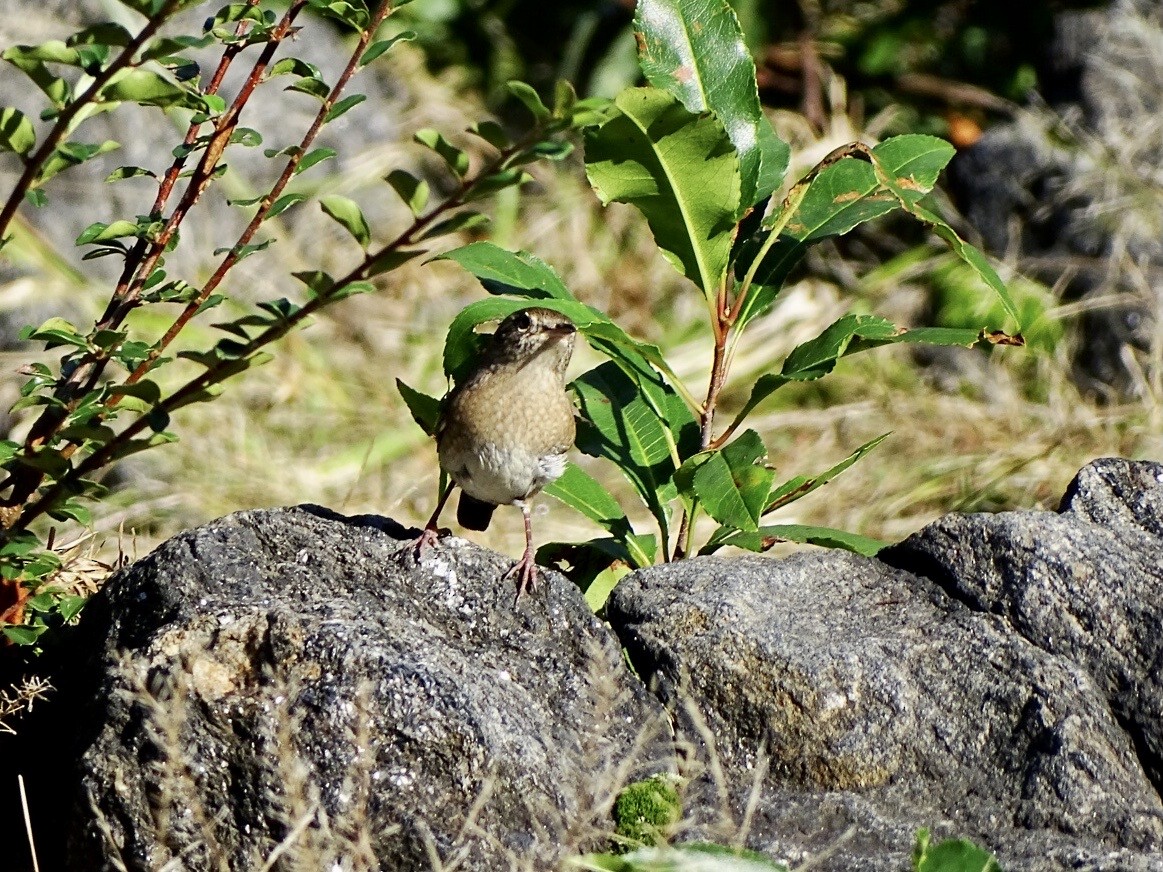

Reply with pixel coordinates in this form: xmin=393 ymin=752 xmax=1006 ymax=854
xmin=457 ymin=492 xmax=496 ymax=531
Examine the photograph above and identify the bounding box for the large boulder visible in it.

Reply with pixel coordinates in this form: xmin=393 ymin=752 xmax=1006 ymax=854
xmin=59 ymin=505 xmax=671 ymax=870
xmin=607 ymin=458 xmax=1163 ymax=870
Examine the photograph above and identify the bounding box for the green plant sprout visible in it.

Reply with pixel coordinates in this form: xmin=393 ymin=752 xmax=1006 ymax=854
xmin=399 ymin=0 xmax=1022 ymax=606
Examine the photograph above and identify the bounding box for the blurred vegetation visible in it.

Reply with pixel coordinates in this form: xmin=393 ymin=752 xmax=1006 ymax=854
xmin=398 ymin=0 xmax=1107 ymax=135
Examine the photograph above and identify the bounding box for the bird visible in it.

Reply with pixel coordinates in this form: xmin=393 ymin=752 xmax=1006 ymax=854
xmin=414 ymin=306 xmax=577 ymax=603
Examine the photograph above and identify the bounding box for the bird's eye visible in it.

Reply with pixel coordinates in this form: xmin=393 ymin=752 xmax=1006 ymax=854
xmin=512 ymin=312 xmax=532 ymax=330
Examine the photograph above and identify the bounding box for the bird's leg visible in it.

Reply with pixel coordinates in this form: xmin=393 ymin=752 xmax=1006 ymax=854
xmin=504 ymin=500 xmax=539 ymax=604
xmin=413 ymin=480 xmax=454 ymax=559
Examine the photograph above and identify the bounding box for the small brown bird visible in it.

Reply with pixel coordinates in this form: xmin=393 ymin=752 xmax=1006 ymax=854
xmin=415 ymin=306 xmax=577 ymax=602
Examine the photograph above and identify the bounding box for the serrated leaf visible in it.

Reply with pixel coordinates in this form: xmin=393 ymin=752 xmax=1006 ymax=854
xmin=736 ymin=135 xmax=958 ymax=329
xmin=319 ymin=195 xmax=371 ymax=248
xmin=635 ymin=0 xmax=786 ymax=209
xmin=395 ymin=379 xmax=440 ymax=436
xmin=0 ymin=107 xmax=35 ymax=156
xmin=385 ymin=169 xmax=429 ymax=216
xmin=585 ymin=87 xmax=739 ymax=298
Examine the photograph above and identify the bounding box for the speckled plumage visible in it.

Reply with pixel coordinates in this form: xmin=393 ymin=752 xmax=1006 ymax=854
xmin=417 ymin=307 xmax=578 ymax=603
xmin=437 ymin=311 xmax=576 ymax=507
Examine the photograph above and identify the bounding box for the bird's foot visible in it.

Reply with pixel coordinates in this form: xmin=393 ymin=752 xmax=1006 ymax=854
xmin=503 ymin=548 xmax=540 ymax=606
xmin=410 ymin=525 xmax=444 ymax=561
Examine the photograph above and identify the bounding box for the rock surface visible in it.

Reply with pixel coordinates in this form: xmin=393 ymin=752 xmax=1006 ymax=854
xmin=608 ymin=458 xmax=1163 ymax=871
xmin=62 ymin=505 xmax=671 ymax=871
xmin=18 ymin=458 xmax=1163 ymax=871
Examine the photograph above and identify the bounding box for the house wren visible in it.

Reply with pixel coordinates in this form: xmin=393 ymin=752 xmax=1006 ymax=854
xmin=415 ymin=306 xmax=577 ymax=603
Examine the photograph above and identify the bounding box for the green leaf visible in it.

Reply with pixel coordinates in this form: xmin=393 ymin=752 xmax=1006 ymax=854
xmin=635 ymin=0 xmax=785 ymax=209
xmin=360 ymin=31 xmax=415 ymax=66
xmin=3 ymin=625 xmax=47 ymax=646
xmin=230 ymin=127 xmax=263 ymax=147
xmin=292 ymin=270 xmax=335 ymax=297
xmin=69 ymin=22 xmax=133 ymax=48
xmin=37 ymin=140 xmax=120 ymax=184
xmin=106 ymin=165 xmax=156 ymax=182
xmin=736 ymin=136 xmax=957 ymax=329
xmin=574 ymin=362 xmax=692 ymax=542
xmin=395 ymin=379 xmax=440 ymax=436
xmin=385 ymin=169 xmax=430 ymax=217
xmin=75 ymin=219 xmax=140 ymax=246
xmin=2 ymin=50 xmax=71 ymax=107
xmin=765 ymin=433 xmax=889 ymax=513
xmin=543 ymin=463 xmax=653 ymax=568
xmin=585 ymin=87 xmax=739 ymax=298
xmin=463 ymin=168 xmax=534 ymax=203
xmin=469 ymin=120 xmax=510 ymax=150
xmin=319 ymin=195 xmax=371 ymax=248
xmin=915 ymin=837 xmax=1004 ymax=872
xmin=324 ymin=93 xmax=366 ymax=123
xmin=286 ymin=77 xmax=331 ymax=100
xmin=414 ymin=128 xmax=469 ymax=177
xmin=677 ymin=429 xmax=773 ymax=532
xmin=294 ymin=147 xmax=337 ymax=175
xmin=726 ymin=314 xmax=899 ymax=429
xmin=0 ymin=108 xmax=35 ymax=156
xmin=267 ymin=192 xmax=307 ymax=218
xmin=308 ymin=0 xmax=370 ymax=31
xmin=100 ymin=70 xmax=204 ymax=109
xmin=268 ymin=57 xmax=321 ymax=79
xmin=506 ymin=80 xmax=551 ymax=122
xmin=899 ymin=201 xmax=1021 ymax=329
xmin=704 ymin=523 xmax=887 ymax=557
xmin=365 ymin=248 xmax=426 ymax=277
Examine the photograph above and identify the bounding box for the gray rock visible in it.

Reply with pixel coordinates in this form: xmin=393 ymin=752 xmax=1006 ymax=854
xmin=884 ymin=457 xmax=1163 ymax=790
xmin=64 ymin=505 xmax=671 ymax=871
xmin=608 ymin=481 xmax=1163 ymax=869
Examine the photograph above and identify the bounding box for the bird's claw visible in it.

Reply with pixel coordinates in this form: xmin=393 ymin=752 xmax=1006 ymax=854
xmin=410 ymin=526 xmax=443 ymax=561
xmin=503 ymin=551 xmax=539 ymax=606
